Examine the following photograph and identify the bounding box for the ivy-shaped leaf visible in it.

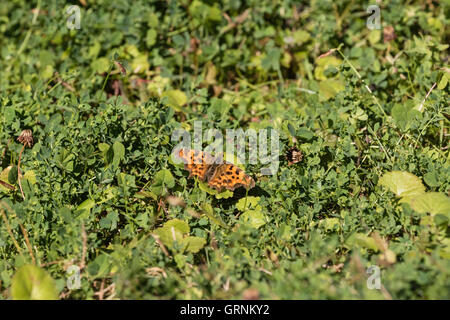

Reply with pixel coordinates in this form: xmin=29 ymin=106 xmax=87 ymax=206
xmin=379 ymin=171 xmax=425 ymax=198
xmin=11 ymin=265 xmax=59 ymax=300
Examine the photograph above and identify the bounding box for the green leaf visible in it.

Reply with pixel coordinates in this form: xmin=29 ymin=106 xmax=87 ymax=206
xmin=297 ymin=128 xmax=314 ymax=141
xmin=292 ymin=30 xmax=310 ymax=45
xmin=92 ymin=57 xmax=110 ymax=73
xmin=11 ymin=265 xmax=58 ymax=300
xmin=318 ymin=79 xmax=345 ymax=100
xmin=236 ymin=196 xmax=261 ymax=212
xmin=174 ymin=254 xmax=186 ymax=269
xmin=98 ymin=142 xmax=110 ymax=154
xmin=87 ymin=254 xmax=110 ymax=278
xmin=437 ymin=73 xmax=448 ymax=90
xmin=368 ymin=30 xmax=381 ymax=45
xmin=214 ymin=189 xmax=234 ymax=199
xmin=154 ymin=219 xmax=194 ymax=252
xmin=150 ymin=169 xmax=175 ymax=196
xmin=75 ymin=199 xmax=95 ymax=218
xmin=154 ymin=227 xmax=184 ymax=248
xmin=0 ymin=166 xmax=14 ymax=192
xmin=146 ymin=29 xmax=157 ymax=47
xmin=131 ymin=54 xmax=149 ymax=73
xmin=201 ymin=203 xmax=229 ymax=229
xmin=319 ymin=217 xmax=340 ymax=232
xmin=378 ymin=171 xmax=425 ymax=198
xmin=261 ymin=48 xmax=281 ymax=71
xmin=239 ymin=210 xmax=266 ymax=229
xmin=392 ymin=103 xmax=420 ymax=129
xmin=347 ymin=233 xmax=379 ymax=252
xmin=8 ymin=165 xmax=18 ymax=185
xmin=405 ymin=192 xmax=450 ymax=216
xmin=278 ymin=223 xmax=291 ymax=241
xmin=315 ymin=56 xmax=342 ymax=80
xmin=198 ymin=181 xmax=234 ymax=198
xmin=423 ymin=171 xmax=440 ymax=187
xmin=112 ymin=141 xmax=125 ymax=169
xmin=99 ymin=211 xmax=119 ymax=230
xmin=4 ymin=107 xmax=16 ymax=123
xmin=23 ymin=170 xmax=37 ymax=184
xmin=161 ymin=90 xmax=187 ymax=110
xmin=182 ymin=236 xmax=206 ymax=253
xmin=434 ymin=214 xmax=449 ymax=227
xmin=165 ymin=218 xmax=190 ymax=234
xmin=77 ymin=199 xmax=96 ymax=211
xmin=135 ymin=190 xmax=157 ymax=200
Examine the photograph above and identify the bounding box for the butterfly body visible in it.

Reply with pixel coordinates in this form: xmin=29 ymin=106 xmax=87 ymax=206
xmin=177 ymin=148 xmax=255 ymax=192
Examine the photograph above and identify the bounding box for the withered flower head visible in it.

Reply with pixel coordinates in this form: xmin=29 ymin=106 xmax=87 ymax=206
xmin=286 ymin=146 xmax=303 ymax=165
xmin=383 ymin=26 xmax=396 ymax=43
xmin=17 ymin=129 xmax=33 ymax=148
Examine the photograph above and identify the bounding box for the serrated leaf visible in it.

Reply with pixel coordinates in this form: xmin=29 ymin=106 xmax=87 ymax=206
xmin=379 ymin=171 xmax=425 ymax=198
xmin=404 ymin=192 xmax=450 ymax=216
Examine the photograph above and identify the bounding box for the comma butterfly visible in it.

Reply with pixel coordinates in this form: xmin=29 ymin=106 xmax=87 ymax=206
xmin=177 ymin=148 xmax=255 ymax=192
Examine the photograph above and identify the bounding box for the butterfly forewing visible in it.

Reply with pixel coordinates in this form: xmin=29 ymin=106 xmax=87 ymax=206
xmin=178 ymin=148 xmax=213 ymax=181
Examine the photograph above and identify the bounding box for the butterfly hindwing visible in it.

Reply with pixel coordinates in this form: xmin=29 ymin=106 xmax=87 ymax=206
xmin=207 ymin=162 xmax=255 ymax=192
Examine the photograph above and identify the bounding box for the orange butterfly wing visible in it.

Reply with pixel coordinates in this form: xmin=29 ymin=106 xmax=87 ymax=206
xmin=178 ymin=148 xmax=213 ymax=181
xmin=207 ymin=162 xmax=255 ymax=192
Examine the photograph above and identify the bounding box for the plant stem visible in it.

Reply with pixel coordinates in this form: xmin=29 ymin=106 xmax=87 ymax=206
xmin=19 ymin=222 xmax=36 ymax=264
xmin=243 ymin=188 xmax=249 ymax=211
xmin=0 ymin=206 xmax=22 ymax=254
xmin=98 ymin=63 xmax=114 ymax=101
xmin=18 ymin=144 xmax=26 ymax=200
